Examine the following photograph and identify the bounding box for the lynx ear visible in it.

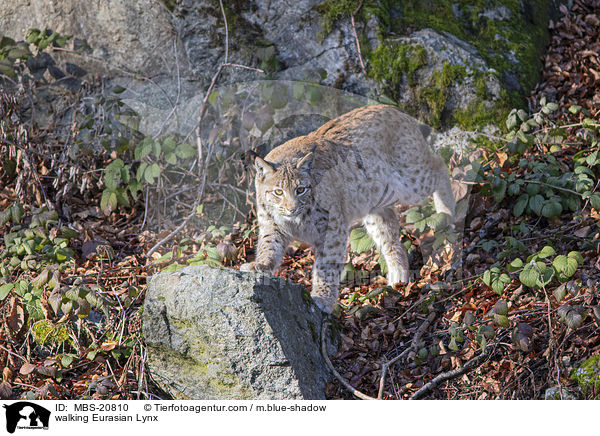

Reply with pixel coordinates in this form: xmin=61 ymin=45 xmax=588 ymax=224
xmin=255 ymin=156 xmax=275 ymax=178
xmin=296 ymin=151 xmax=314 ymax=171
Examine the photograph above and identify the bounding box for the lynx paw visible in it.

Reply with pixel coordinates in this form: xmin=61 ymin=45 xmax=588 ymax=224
xmin=239 ymin=262 xmax=256 ymax=272
xmin=312 ymin=295 xmax=333 ymax=313
xmin=239 ymin=262 xmax=272 ymax=273
xmin=387 ymin=268 xmax=409 ymax=286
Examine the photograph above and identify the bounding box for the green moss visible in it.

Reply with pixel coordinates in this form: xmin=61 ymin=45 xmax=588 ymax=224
xmin=368 ymin=42 xmax=427 ymax=100
xmin=149 ymin=344 xmax=254 ymax=399
xmin=317 ymin=0 xmax=553 ymax=125
xmin=453 ymin=89 xmax=516 ymax=131
xmin=417 ymin=62 xmax=467 ymax=128
xmin=315 ymin=0 xmax=360 ymax=37
xmin=571 ymin=354 xmax=600 ymax=398
xmin=372 ymin=0 xmax=551 ymax=96
xmin=32 ymin=320 xmax=71 ymax=346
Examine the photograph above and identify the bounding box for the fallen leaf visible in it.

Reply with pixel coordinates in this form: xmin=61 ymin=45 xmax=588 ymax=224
xmin=2 ymin=367 xmax=12 ymax=381
xmin=0 ymin=381 xmax=12 ymax=399
xmin=19 ymin=362 xmax=37 ymax=375
xmin=6 ymin=296 xmax=26 ymax=338
xmin=100 ymin=341 xmax=118 ymax=351
xmin=36 ymin=366 xmax=58 ymax=378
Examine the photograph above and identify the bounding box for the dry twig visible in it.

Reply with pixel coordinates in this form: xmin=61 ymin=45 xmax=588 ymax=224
xmin=351 ymin=0 xmax=367 ymax=77
xmin=377 ymin=311 xmax=437 ymax=399
xmin=410 ymin=349 xmax=489 ymax=400
xmin=321 ymin=320 xmax=376 ymax=400
xmin=146 ymin=0 xmax=264 ymax=257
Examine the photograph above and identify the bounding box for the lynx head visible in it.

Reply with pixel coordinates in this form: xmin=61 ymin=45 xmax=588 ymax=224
xmin=254 ymin=151 xmax=314 ymax=221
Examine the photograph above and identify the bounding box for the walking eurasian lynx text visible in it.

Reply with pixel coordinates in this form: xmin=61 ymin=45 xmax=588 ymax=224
xmin=241 ymin=105 xmax=455 ymax=313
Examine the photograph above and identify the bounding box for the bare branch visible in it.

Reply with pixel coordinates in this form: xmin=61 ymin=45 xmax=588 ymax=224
xmin=377 ymin=311 xmax=437 ymax=399
xmin=351 ymin=0 xmax=367 ymax=76
xmin=147 ymin=0 xmax=264 ymax=257
xmin=409 ymin=349 xmax=489 ymax=400
xmin=321 ymin=321 xmax=377 ymax=400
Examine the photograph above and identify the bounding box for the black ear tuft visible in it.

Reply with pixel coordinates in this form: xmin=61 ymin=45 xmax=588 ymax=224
xmin=296 ymin=150 xmax=314 ymax=171
xmin=255 ymin=156 xmax=275 ymax=178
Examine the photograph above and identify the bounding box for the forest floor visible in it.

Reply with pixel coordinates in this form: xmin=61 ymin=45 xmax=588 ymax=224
xmin=0 ymin=0 xmax=599 ymax=400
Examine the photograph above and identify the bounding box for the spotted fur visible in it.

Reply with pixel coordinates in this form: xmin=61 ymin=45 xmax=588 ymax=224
xmin=241 ymin=105 xmax=455 ymax=313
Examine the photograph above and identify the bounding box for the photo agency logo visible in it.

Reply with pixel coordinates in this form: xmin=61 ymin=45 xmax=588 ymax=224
xmin=3 ymin=402 xmax=50 ymax=433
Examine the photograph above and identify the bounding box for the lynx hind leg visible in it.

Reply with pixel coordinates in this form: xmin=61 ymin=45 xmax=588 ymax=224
xmin=432 ymin=155 xmax=456 ymax=219
xmin=363 ymin=208 xmax=409 ymax=286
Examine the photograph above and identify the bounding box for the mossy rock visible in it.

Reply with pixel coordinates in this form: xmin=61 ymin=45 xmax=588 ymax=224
xmin=367 ymin=29 xmax=508 ymax=129
xmin=143 ymin=265 xmax=338 ymax=399
xmin=571 ymin=354 xmax=600 ymax=398
xmin=318 ymin=0 xmax=561 ymax=129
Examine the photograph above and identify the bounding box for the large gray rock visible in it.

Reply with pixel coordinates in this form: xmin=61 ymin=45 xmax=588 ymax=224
xmin=0 ymin=0 xmax=189 ymax=77
xmin=142 ymin=265 xmax=337 ymax=400
xmin=172 ymin=0 xmax=375 ymax=93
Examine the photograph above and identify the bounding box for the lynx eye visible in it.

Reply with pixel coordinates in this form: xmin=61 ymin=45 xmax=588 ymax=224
xmin=273 ymin=188 xmax=284 ymax=197
xmin=296 ymin=186 xmax=307 ymax=195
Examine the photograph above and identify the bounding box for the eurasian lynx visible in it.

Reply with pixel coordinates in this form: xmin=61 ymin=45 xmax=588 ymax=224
xmin=241 ymin=105 xmax=455 ymax=313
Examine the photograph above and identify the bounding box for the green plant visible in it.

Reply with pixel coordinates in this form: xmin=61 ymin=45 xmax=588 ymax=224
xmin=481 ymin=245 xmax=584 ymax=296
xmin=484 ymin=100 xmax=600 ymax=218
xmin=100 ymin=136 xmax=195 ymax=215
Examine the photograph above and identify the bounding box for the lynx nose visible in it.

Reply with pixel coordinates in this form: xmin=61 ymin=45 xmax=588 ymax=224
xmin=282 ymin=197 xmax=296 ymax=213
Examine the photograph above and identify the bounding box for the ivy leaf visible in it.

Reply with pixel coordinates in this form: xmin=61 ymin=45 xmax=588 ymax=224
xmin=448 ymin=336 xmax=459 ymax=351
xmin=175 ymin=143 xmax=195 ymax=159
xmin=492 ymin=273 xmax=510 ymax=295
xmin=0 ymin=283 xmax=14 ymax=300
xmin=529 ymin=194 xmax=544 ymax=216
xmin=115 ymin=188 xmax=130 ymax=207
xmin=164 ymin=152 xmax=176 ymax=165
xmin=492 ymin=178 xmax=507 ymax=203
xmin=567 ymin=251 xmax=584 ymax=266
xmin=100 ymin=190 xmax=118 ymax=214
xmin=482 ymin=269 xmax=492 ymax=286
xmin=565 ymin=310 xmax=583 ymax=329
xmin=537 ymin=245 xmax=556 ymax=259
xmin=350 ymin=228 xmax=375 ymax=254
xmin=144 ymin=163 xmax=161 ymax=184
xmin=541 ymin=200 xmax=563 ymax=218
xmin=513 ymin=194 xmax=529 ymax=217
xmin=135 ymin=138 xmax=153 ymax=160
xmin=404 ymin=208 xmax=424 ymax=224
xmin=519 ymin=262 xmax=541 ymax=288
xmin=589 ymin=193 xmax=600 ymax=210
xmin=493 ymin=300 xmax=508 ymax=316
xmin=507 ymin=258 xmax=523 ymax=272
xmin=553 ymin=283 xmax=567 ymax=302
xmin=552 ymin=255 xmax=578 ymax=280
xmin=103 ymin=167 xmax=121 ymax=191
xmin=136 ymin=162 xmax=148 ymax=182
xmin=426 ymin=212 xmax=448 ymax=230
xmin=494 ymin=314 xmax=510 ymax=328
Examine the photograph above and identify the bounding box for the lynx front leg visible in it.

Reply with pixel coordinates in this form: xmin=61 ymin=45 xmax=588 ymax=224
xmin=310 ymin=220 xmax=347 ymax=313
xmin=240 ymin=223 xmax=288 ymax=273
xmin=363 ymin=208 xmax=409 ymax=285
